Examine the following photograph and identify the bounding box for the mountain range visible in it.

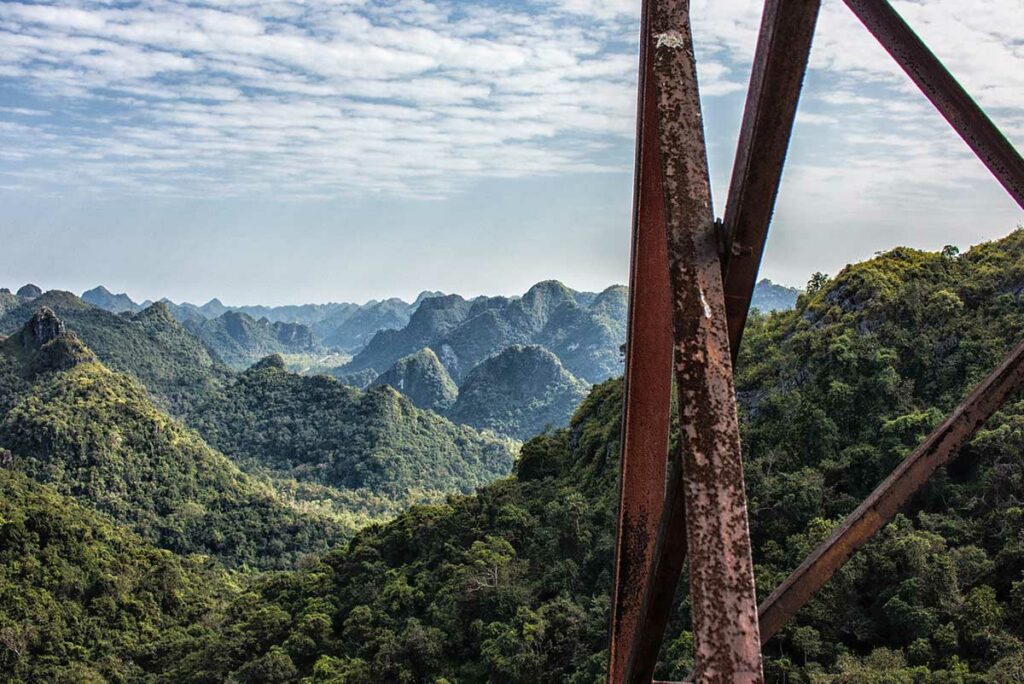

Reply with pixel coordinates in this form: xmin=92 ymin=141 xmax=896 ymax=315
xmin=79 ymin=279 xmax=796 ymax=438
xmin=340 ymin=282 xmax=628 ymax=383
xmin=0 ymin=292 xmax=227 ymax=415
xmin=0 ymin=308 xmax=341 ymax=569
xmin=0 ymin=294 xmax=516 ymax=533
xmin=4 ymin=231 xmax=1024 ymax=681
xmin=4 ymin=279 xmax=799 ymax=444
xmin=182 ymin=310 xmax=320 ymax=370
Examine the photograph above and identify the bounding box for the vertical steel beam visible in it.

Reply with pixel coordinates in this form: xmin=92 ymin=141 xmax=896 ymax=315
xmin=843 ymin=0 xmax=1024 ymax=209
xmin=607 ymin=0 xmax=676 ymax=680
xmin=624 ymin=5 xmax=819 ymax=677
xmin=722 ymin=0 xmax=822 ymax=359
xmin=648 ymin=0 xmax=763 ymax=679
xmin=758 ymin=337 xmax=1024 ymax=642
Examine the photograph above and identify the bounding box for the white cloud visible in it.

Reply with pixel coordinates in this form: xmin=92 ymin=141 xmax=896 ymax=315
xmin=0 ymin=0 xmax=1020 ymax=209
xmin=0 ymin=0 xmax=643 ymax=197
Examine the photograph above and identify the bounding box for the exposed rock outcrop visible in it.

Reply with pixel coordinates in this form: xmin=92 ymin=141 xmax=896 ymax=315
xmin=27 ymin=307 xmax=66 ymax=345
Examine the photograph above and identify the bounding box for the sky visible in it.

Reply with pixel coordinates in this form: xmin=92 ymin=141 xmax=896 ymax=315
xmin=0 ymin=0 xmax=1022 ymax=306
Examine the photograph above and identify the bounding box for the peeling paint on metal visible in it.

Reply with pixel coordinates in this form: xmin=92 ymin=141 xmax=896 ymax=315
xmin=699 ymin=288 xmax=711 ymax=319
xmin=655 ymin=31 xmax=685 ymax=49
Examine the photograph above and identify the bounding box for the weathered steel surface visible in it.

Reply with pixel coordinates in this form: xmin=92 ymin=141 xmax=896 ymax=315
xmin=606 ymin=0 xmax=676 ymax=680
xmin=843 ymin=0 xmax=1024 ymax=209
xmin=609 ymin=0 xmax=1022 ymax=678
xmin=624 ymin=453 xmax=687 ymax=682
xmin=624 ymin=4 xmax=821 ymax=678
xmin=722 ymin=0 xmax=821 ymax=359
xmin=759 ymin=337 xmax=1024 ymax=643
xmin=648 ymin=0 xmax=763 ymax=679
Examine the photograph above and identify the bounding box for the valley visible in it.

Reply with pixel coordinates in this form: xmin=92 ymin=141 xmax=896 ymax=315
xmin=67 ymin=278 xmax=798 ymax=441
xmin=15 ymin=249 xmax=1021 ymax=681
xmin=1 ymin=0 xmax=1016 ymax=678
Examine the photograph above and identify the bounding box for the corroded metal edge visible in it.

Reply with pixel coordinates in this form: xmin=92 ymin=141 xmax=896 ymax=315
xmin=607 ymin=0 xmax=676 ymax=680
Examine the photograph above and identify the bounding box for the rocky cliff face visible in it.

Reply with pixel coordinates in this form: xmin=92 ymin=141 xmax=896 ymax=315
xmin=6 ymin=308 xmax=97 ymax=373
xmin=26 ymin=306 xmax=65 ymax=345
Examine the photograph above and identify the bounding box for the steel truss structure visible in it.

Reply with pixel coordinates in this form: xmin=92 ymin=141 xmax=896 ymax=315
xmin=607 ymin=0 xmax=1024 ymax=681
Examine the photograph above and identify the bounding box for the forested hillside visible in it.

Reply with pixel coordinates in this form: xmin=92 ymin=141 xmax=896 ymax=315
xmin=0 ymin=289 xmax=23 ymax=317
xmin=188 ymin=354 xmax=515 ymax=498
xmin=0 ymin=468 xmax=233 ymax=683
xmin=368 ymin=347 xmax=458 ymax=412
xmin=0 ymin=312 xmax=344 ymax=569
xmin=0 ymin=290 xmax=520 ymax=529
xmin=183 ymin=310 xmax=320 ymax=370
xmin=448 ymin=344 xmax=591 ymax=440
xmin=7 ymin=236 xmax=1006 ymax=683
xmin=140 ymin=231 xmax=1024 ymax=682
xmin=0 ymin=293 xmax=228 ymax=414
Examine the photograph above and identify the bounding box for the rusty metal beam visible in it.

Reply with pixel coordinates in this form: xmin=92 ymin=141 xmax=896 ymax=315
xmin=722 ymin=0 xmax=821 ymax=359
xmin=647 ymin=1 xmax=763 ymax=679
xmin=610 ymin=1 xmax=1022 ymax=679
xmin=758 ymin=337 xmax=1024 ymax=643
xmin=843 ymin=0 xmax=1024 ymax=209
xmin=624 ymin=450 xmax=687 ymax=682
xmin=622 ymin=4 xmax=820 ymax=678
xmin=606 ymin=0 xmax=676 ymax=679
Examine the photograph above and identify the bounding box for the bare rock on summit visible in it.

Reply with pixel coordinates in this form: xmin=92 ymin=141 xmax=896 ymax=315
xmin=7 ymin=307 xmax=98 ymax=373
xmin=28 ymin=306 xmax=66 ymax=345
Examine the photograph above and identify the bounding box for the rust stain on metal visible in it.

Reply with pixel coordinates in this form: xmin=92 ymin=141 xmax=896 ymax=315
xmin=759 ymin=338 xmax=1024 ymax=642
xmin=606 ymin=0 xmax=675 ymax=680
xmin=648 ymin=0 xmax=763 ymax=679
xmin=623 ymin=4 xmax=820 ymax=678
xmin=843 ymin=0 xmax=1024 ymax=209
xmin=721 ymin=0 xmax=822 ymax=360
xmin=625 ymin=454 xmax=688 ymax=683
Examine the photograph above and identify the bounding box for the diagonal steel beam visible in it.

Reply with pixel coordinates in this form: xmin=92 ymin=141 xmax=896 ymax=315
xmin=722 ymin=0 xmax=822 ymax=360
xmin=843 ymin=0 xmax=1024 ymax=209
xmin=758 ymin=337 xmax=1024 ymax=643
xmin=606 ymin=0 xmax=676 ymax=680
xmin=646 ymin=0 xmax=763 ymax=679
